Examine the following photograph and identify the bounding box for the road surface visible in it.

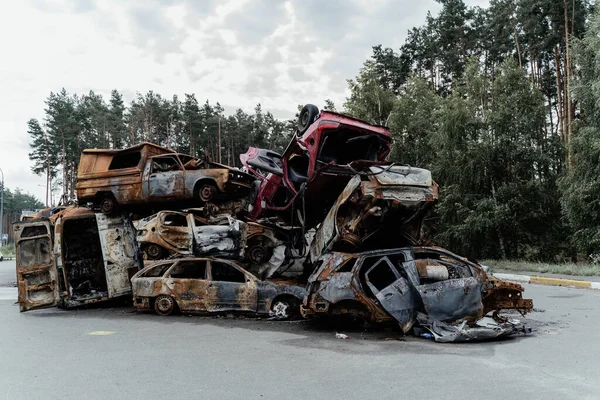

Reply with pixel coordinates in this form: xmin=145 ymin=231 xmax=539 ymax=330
xmin=0 ymin=259 xmax=598 ymax=400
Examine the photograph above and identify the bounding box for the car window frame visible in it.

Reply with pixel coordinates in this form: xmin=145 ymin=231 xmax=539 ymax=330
xmin=165 ymin=259 xmax=208 ymax=280
xmin=208 ymin=260 xmax=255 ymax=283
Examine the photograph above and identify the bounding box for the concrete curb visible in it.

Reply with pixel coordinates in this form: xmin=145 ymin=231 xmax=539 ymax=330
xmin=493 ymin=273 xmax=600 ymax=290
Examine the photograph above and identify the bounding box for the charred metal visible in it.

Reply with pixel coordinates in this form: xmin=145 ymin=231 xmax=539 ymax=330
xmin=15 ymin=103 xmax=534 ymax=343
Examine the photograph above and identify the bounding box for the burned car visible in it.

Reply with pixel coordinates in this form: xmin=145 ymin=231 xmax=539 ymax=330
xmin=308 ymin=166 xmax=438 ymax=263
xmin=302 ymin=247 xmax=533 ymax=342
xmin=76 ymin=142 xmax=255 ymax=215
xmin=15 ymin=207 xmax=143 ymax=311
xmin=241 ymin=105 xmax=393 ymax=227
xmin=131 ymin=258 xmax=306 ymax=319
xmin=135 ymin=211 xmax=248 ymax=261
xmin=135 ymin=209 xmax=306 ymax=280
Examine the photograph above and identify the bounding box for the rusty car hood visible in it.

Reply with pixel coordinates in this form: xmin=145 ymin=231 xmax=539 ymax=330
xmin=308 ymin=167 xmax=439 ymax=264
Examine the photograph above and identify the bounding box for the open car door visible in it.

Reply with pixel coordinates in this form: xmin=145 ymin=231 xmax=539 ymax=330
xmin=96 ymin=213 xmax=143 ymax=298
xmin=364 ymin=257 xmax=416 ymax=333
xmin=14 ymin=220 xmax=59 ymax=312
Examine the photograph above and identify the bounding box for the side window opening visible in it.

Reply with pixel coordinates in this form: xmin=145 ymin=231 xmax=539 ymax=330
xmin=337 ymin=258 xmax=357 ymax=273
xmin=142 ymin=263 xmax=174 ymax=277
xmin=109 ymin=152 xmax=141 ymax=170
xmin=151 ymin=156 xmax=181 ymax=173
xmin=365 ymin=259 xmax=398 ymax=292
xmin=169 ymin=260 xmax=206 ymax=279
xmin=413 ymin=251 xmax=472 ymax=279
xmin=211 ymin=262 xmax=246 ymax=283
xmin=21 ymin=225 xmax=48 ymax=238
xmin=19 ymin=238 xmax=51 ymax=267
xmin=163 ymin=214 xmax=188 ymax=227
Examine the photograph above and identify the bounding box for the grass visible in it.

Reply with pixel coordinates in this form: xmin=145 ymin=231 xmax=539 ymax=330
xmin=481 ymin=259 xmax=600 ymax=277
xmin=0 ymin=243 xmax=15 ymax=259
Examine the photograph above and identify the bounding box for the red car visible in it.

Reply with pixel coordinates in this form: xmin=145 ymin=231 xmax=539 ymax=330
xmin=241 ymin=105 xmax=393 ymax=227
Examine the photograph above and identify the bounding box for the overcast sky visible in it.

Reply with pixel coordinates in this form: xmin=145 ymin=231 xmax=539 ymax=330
xmin=0 ymin=0 xmax=488 ymax=205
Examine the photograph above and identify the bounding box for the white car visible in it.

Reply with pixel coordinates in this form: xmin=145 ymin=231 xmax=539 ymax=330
xmin=0 ymin=250 xmax=3 ymax=261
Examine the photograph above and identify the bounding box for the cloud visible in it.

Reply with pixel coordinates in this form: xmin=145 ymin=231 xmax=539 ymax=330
xmin=1 ymin=0 xmax=488 ymax=202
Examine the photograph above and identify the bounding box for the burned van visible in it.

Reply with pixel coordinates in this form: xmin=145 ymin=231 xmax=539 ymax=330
xmin=15 ymin=207 xmax=143 ymax=311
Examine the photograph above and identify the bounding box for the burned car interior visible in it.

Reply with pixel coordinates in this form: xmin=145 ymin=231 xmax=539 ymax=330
xmin=61 ymin=215 xmax=108 ymax=298
xmin=17 ymin=104 xmax=533 ymax=343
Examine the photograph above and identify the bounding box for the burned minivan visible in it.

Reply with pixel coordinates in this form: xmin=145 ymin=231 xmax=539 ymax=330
xmin=302 ymin=247 xmax=533 ymax=341
xmin=15 ymin=207 xmax=143 ymax=311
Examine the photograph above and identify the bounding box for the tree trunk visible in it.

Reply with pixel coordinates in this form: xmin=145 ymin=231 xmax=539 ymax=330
xmin=554 ymin=46 xmax=565 ymax=142
xmin=564 ymin=0 xmax=573 ymax=166
xmin=514 ymin=26 xmax=522 ymax=69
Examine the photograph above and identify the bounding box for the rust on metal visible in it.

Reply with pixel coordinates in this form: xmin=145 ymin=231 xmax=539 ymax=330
xmin=131 ymin=258 xmax=306 ymax=317
xmin=76 ymin=142 xmax=256 ymax=212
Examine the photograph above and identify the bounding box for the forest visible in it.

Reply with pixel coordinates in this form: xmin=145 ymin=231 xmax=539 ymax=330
xmin=27 ymin=0 xmax=600 ymax=262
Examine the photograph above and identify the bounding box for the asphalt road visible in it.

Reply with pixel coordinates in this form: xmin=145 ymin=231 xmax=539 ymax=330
xmin=0 ymin=259 xmax=598 ymax=400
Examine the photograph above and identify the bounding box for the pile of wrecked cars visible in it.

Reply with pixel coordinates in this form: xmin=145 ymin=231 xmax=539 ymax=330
xmin=14 ymin=104 xmax=533 ymax=342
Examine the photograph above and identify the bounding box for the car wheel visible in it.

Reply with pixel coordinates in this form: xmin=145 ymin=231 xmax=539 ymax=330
xmin=270 ymin=297 xmax=298 ymax=320
xmin=297 ymin=104 xmax=319 ymax=135
xmin=100 ymin=196 xmax=118 ymax=215
xmin=145 ymin=244 xmax=164 ymax=260
xmin=154 ymin=295 xmax=176 ymax=316
xmin=247 ymin=237 xmax=273 ymax=265
xmin=198 ymin=183 xmax=217 ymax=202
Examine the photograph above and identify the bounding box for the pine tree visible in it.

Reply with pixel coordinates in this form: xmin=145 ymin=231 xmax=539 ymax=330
xmin=560 ymin=6 xmax=600 ymax=255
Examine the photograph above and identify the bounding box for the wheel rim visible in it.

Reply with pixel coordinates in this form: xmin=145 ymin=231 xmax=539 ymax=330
xmin=101 ymin=198 xmax=114 ymax=214
xmin=146 ymin=245 xmax=162 ymax=259
xmin=199 ymin=185 xmax=215 ymax=202
xmin=249 ymin=245 xmax=267 ymax=264
xmin=271 ymin=301 xmax=289 ymax=319
xmin=301 ymin=112 xmax=309 ymax=126
xmin=155 ymin=296 xmax=174 ymax=315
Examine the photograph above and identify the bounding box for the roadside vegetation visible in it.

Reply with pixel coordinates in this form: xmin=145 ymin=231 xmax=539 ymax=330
xmin=1 ymin=244 xmax=15 ymax=259
xmin=482 ymin=259 xmax=600 ymax=277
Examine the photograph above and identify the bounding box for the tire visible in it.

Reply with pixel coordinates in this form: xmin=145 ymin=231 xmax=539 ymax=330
xmin=154 ymin=295 xmax=176 ymax=316
xmin=297 ymin=104 xmax=319 ymax=135
xmin=247 ymin=237 xmax=273 ymax=265
xmin=100 ymin=196 xmax=118 ymax=215
xmin=197 ymin=182 xmax=217 ymax=202
xmin=145 ymin=244 xmax=165 ymax=260
xmin=270 ymin=297 xmax=299 ymax=320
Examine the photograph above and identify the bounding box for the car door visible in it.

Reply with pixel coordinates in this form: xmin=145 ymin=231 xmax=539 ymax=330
xmin=205 ymin=260 xmax=257 ymax=312
xmin=157 ymin=212 xmax=193 ymax=252
xmin=14 ymin=220 xmax=59 ymax=312
xmin=96 ymin=213 xmax=144 ymax=298
xmin=416 ymin=265 xmax=484 ymax=322
xmin=147 ymin=155 xmax=185 ymax=200
xmin=364 ymin=257 xmax=417 ymax=333
xmin=192 ymin=217 xmax=247 ymax=259
xmin=164 ymin=259 xmax=210 ymax=312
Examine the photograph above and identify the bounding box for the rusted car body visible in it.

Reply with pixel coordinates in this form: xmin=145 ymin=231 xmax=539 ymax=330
xmin=76 ymin=142 xmax=255 ymax=214
xmin=15 ymin=207 xmax=143 ymax=311
xmin=131 ymin=258 xmax=306 ymax=318
xmin=241 ymin=108 xmax=393 ymax=227
xmin=135 ymin=211 xmax=248 ymax=261
xmin=302 ymin=247 xmax=532 ymax=341
xmin=134 ymin=209 xmax=306 ymax=280
xmin=308 ymin=167 xmax=439 ymax=264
